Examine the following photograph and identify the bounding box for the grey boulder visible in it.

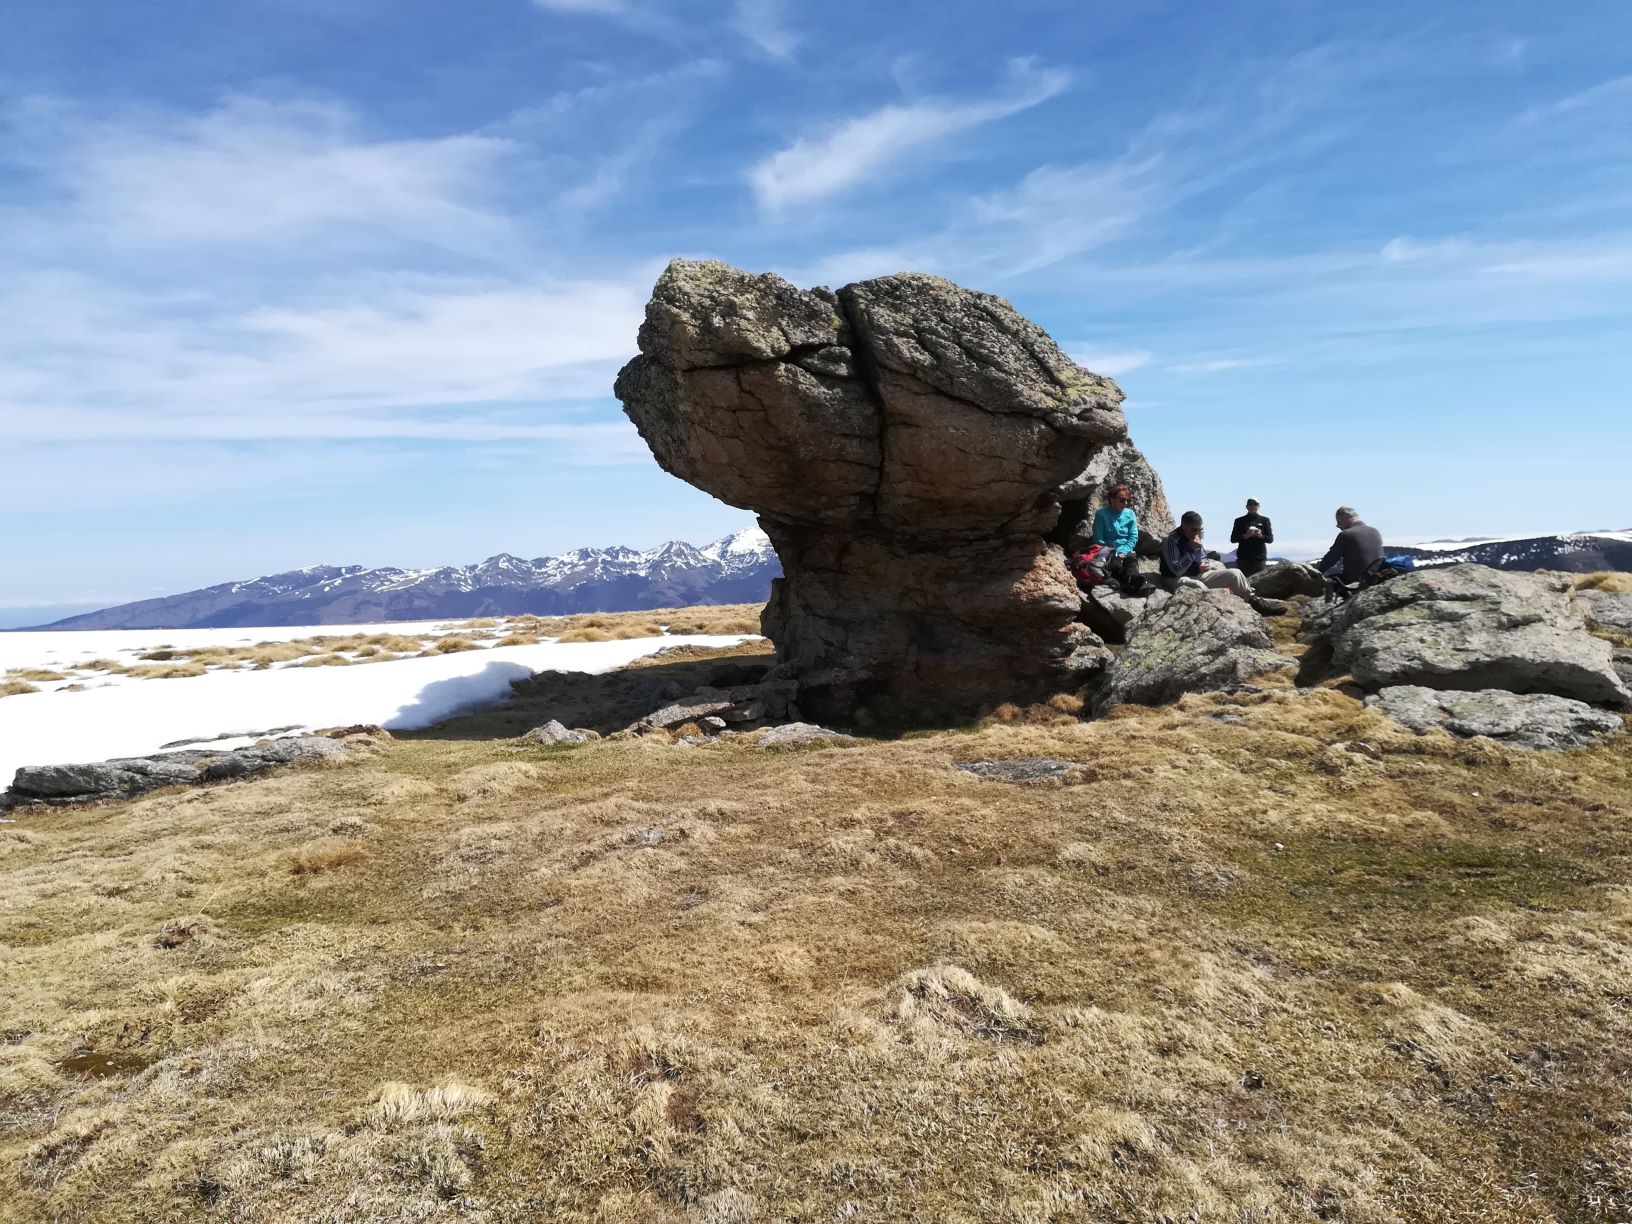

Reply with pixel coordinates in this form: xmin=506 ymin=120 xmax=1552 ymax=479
xmin=1326 ymin=565 xmax=1630 ymax=706
xmin=4 ymin=736 xmax=350 ymax=809
xmin=1079 ymin=585 xmax=1170 ymax=645
xmin=1576 ymin=588 xmax=1632 ymax=638
xmin=519 ymin=719 xmax=594 ymax=746
xmin=1368 ymin=686 xmax=1624 ymax=751
xmin=1095 ymin=590 xmax=1293 ymax=712
xmin=753 ymin=722 xmax=854 ymax=747
xmin=1251 ymin=561 xmax=1326 ymax=600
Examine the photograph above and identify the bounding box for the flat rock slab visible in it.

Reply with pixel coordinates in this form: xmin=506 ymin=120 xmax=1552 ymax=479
xmin=1327 ymin=565 xmax=1630 ymax=706
xmin=752 ymin=722 xmax=854 ymax=747
xmin=3 ymin=736 xmax=350 ymax=810
xmin=1368 ymin=686 xmax=1624 ymax=751
xmin=1096 ymin=590 xmax=1292 ymax=712
xmin=957 ymin=758 xmax=1084 ymax=784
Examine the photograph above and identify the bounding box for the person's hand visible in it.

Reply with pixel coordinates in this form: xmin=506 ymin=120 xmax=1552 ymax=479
xmin=1248 ymin=526 xmax=1261 ymax=537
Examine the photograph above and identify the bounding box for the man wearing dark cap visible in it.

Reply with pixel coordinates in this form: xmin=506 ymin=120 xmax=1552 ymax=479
xmin=1229 ymin=498 xmax=1273 ymax=577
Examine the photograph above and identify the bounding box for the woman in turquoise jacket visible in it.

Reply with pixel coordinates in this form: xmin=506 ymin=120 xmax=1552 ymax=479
xmin=1089 ymin=485 xmax=1143 ymax=591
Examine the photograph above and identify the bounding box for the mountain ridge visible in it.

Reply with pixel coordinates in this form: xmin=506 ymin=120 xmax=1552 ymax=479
xmin=33 ymin=528 xmax=779 ymax=631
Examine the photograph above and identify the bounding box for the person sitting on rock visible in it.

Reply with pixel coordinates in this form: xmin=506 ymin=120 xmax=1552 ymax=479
xmin=1090 ymin=484 xmax=1146 ymax=593
xmin=1317 ymin=506 xmax=1385 ymax=585
xmin=1161 ymin=511 xmax=1287 ymax=614
xmin=1229 ymin=498 xmax=1273 ymax=577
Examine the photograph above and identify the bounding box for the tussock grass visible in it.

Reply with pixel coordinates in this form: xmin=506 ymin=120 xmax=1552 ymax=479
xmin=4 ymin=660 xmax=1629 ymax=1221
xmin=1574 ymin=571 xmax=1632 ymax=594
xmin=0 ymin=679 xmax=40 ymax=698
xmin=9 ymin=668 xmax=67 ymax=682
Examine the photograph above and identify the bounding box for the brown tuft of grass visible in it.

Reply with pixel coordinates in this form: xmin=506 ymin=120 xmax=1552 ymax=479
xmin=11 ymin=668 xmax=68 ymax=682
xmin=1 ymin=679 xmax=40 ymax=697
xmin=494 ymin=634 xmax=543 ymax=647
xmin=1574 ymin=571 xmax=1632 ymax=594
xmin=428 ymin=637 xmax=479 ymax=655
xmin=297 ymin=654 xmax=353 ymax=668
xmin=553 ymin=627 xmax=611 ymax=643
xmin=286 ymin=837 xmax=371 ymax=875
xmin=71 ymin=658 xmax=127 ymax=673
xmin=125 ymin=661 xmax=209 ymax=680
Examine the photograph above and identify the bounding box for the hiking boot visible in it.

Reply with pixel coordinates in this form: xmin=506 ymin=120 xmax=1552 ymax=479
xmin=1250 ymin=596 xmax=1290 ymax=616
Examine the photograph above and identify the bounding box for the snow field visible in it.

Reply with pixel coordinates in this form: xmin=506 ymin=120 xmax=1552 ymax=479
xmin=0 ymin=626 xmax=757 ymax=787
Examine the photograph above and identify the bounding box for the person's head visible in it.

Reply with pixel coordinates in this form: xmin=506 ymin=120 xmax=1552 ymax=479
xmin=1106 ymin=484 xmax=1132 ymax=510
xmin=1180 ymin=510 xmax=1203 ymax=539
xmin=1335 ymin=506 xmax=1359 ymax=529
xmin=1246 ymin=498 xmax=1260 ymax=512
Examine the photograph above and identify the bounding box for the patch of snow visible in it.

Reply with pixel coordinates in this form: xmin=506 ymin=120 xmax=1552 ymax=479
xmin=0 ymin=632 xmax=758 ymax=786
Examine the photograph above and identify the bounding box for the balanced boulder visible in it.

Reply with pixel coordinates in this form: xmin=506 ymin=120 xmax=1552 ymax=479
xmin=1324 ymin=565 xmax=1630 ymax=706
xmin=1251 ymin=561 xmax=1326 ymax=601
xmin=617 ymin=259 xmax=1157 ymax=723
xmin=1094 ymin=590 xmax=1293 ymax=712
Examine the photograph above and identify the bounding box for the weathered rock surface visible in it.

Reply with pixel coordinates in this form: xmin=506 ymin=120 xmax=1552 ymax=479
xmin=1056 ymin=438 xmax=1174 ymax=557
xmin=617 ymin=259 xmax=1155 ymax=723
xmin=957 ymin=757 xmax=1084 ymax=784
xmin=1616 ymin=648 xmax=1632 ymax=691
xmin=1095 ymin=591 xmax=1293 ymax=712
xmin=1576 ymin=588 xmax=1632 ymax=638
xmin=753 ymin=723 xmax=854 ymax=747
xmin=519 ymin=720 xmax=595 ymax=746
xmin=1079 ymin=585 xmax=1171 ymax=645
xmin=1323 ymin=566 xmax=1630 ymax=706
xmin=1367 ymin=686 xmax=1624 ymax=751
xmin=1251 ymin=561 xmax=1326 ymax=600
xmin=2 ymin=736 xmax=352 ymax=810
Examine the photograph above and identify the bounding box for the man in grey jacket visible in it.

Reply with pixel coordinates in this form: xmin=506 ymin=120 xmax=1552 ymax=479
xmin=1316 ymin=507 xmax=1385 ymax=582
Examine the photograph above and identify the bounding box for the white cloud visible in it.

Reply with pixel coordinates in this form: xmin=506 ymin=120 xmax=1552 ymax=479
xmin=23 ymin=97 xmax=517 ymax=256
xmin=733 ymin=0 xmax=798 ymax=58
xmin=748 ymin=60 xmax=1071 ymax=211
xmin=1170 ymin=356 xmax=1277 ymax=373
xmin=1067 ymin=349 xmax=1152 ymax=377
xmin=1518 ymin=74 xmax=1632 ymax=124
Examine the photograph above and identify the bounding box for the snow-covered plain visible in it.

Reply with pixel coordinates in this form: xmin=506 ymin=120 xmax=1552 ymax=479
xmin=0 ymin=624 xmax=755 ymax=788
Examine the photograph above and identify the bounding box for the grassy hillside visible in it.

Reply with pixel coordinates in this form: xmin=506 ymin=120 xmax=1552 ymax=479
xmin=3 ymin=640 xmax=1631 ymax=1221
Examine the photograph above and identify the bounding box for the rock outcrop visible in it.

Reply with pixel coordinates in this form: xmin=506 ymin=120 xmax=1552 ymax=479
xmin=1251 ymin=561 xmax=1326 ymax=601
xmin=1094 ymin=590 xmax=1293 ymax=713
xmin=1 ymin=734 xmax=367 ymax=810
xmin=1366 ymin=687 xmax=1623 ymax=751
xmin=1576 ymin=588 xmax=1632 ymax=638
xmin=1322 ymin=566 xmax=1630 ymax=706
xmin=616 ymin=259 xmax=1159 ymax=723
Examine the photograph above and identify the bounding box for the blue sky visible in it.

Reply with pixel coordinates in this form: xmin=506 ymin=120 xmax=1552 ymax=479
xmin=3 ymin=0 xmax=1629 ymax=624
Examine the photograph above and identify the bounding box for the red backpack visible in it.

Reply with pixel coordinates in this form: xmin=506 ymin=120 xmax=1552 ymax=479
xmin=1069 ymin=545 xmax=1111 ymax=587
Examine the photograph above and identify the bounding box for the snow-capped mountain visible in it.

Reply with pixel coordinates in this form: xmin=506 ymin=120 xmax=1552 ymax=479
xmin=36 ymin=529 xmax=780 ymax=630
xmin=1385 ymin=530 xmax=1632 ymax=574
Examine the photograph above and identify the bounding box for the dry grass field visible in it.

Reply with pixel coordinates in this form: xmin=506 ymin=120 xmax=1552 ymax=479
xmin=3 ymin=632 xmax=1632 ymax=1221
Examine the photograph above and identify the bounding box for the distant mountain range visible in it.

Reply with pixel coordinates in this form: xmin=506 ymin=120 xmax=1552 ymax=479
xmin=35 ymin=529 xmax=780 ymax=631
xmin=1387 ymin=530 xmax=1632 ymax=574
xmin=24 ymin=528 xmax=1632 ymax=632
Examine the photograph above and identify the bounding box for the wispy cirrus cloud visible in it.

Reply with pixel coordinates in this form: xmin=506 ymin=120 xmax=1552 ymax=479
xmin=747 ymin=59 xmax=1071 ymax=212
xmin=0 ymin=96 xmax=658 ymax=456
xmin=732 ymin=0 xmax=798 ymax=58
xmin=1518 ymin=73 xmax=1632 ymax=124
xmin=1067 ymin=349 xmax=1153 ymax=377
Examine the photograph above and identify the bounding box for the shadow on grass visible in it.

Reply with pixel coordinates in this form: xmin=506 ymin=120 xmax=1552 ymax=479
xmin=396 ymin=642 xmax=775 ymax=741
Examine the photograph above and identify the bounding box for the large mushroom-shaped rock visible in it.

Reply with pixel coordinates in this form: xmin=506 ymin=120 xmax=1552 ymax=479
xmin=617 ymin=259 xmax=1157 ymax=722
xmin=1093 ymin=590 xmax=1293 ymax=713
xmin=1323 ymin=565 xmax=1630 ymax=706
xmin=1366 ymin=687 xmax=1624 ymax=751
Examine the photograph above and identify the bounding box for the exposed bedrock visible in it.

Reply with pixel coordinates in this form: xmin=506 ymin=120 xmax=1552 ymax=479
xmin=616 ymin=258 xmax=1167 ymax=722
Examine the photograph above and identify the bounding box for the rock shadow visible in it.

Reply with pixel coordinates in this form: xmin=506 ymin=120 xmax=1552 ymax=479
xmin=396 ymin=647 xmax=774 ymax=742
